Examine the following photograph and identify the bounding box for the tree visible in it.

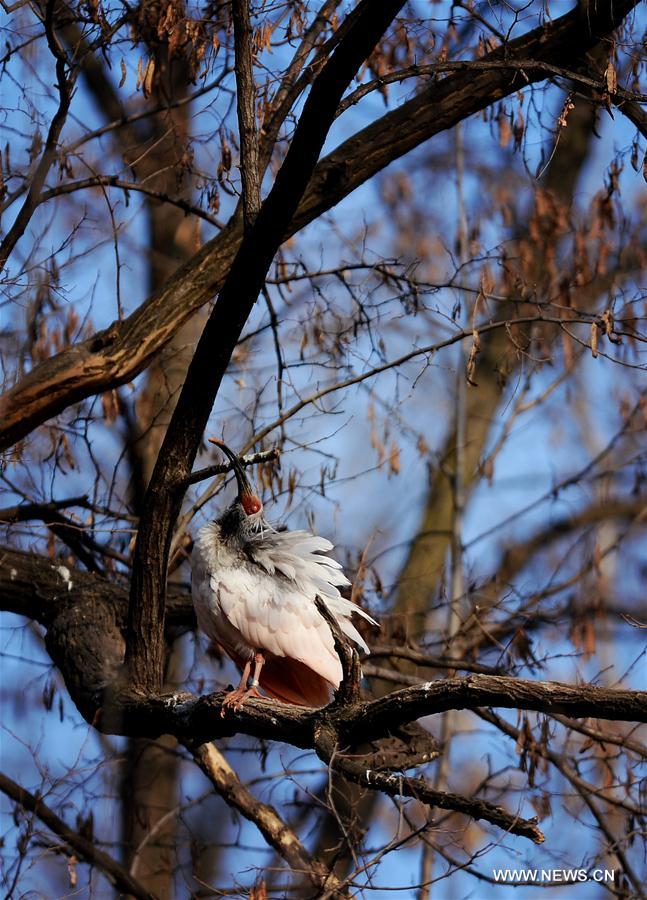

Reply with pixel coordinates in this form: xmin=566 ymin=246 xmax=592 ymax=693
xmin=1 ymin=1 xmax=646 ymax=897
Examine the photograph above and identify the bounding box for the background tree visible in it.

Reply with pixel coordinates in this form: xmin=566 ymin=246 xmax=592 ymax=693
xmin=1 ymin=1 xmax=646 ymax=897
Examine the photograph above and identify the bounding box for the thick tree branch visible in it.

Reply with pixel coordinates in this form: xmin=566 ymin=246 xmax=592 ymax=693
xmin=0 ymin=772 xmax=154 ymax=900
xmin=2 ymin=547 xmax=645 ymax=847
xmin=3 ymin=548 xmax=645 ymax=732
xmin=232 ymin=0 xmax=261 ymax=228
xmin=336 ymin=59 xmax=646 ymax=118
xmin=0 ymin=546 xmax=192 ymax=632
xmin=0 ymin=0 xmax=638 ymax=451
xmin=343 ymin=677 xmax=647 ymax=745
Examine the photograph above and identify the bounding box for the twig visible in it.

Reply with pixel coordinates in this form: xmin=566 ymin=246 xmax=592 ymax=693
xmin=189 ymin=742 xmax=347 ymax=895
xmin=315 ymin=597 xmax=362 ymax=705
xmin=313 ymin=725 xmax=545 ymax=844
xmin=0 ymin=1 xmax=76 ymax=273
xmin=476 ymin=709 xmax=646 ymax=898
xmin=183 ymin=448 xmax=280 ymax=487
xmin=0 ymin=772 xmax=154 ymax=900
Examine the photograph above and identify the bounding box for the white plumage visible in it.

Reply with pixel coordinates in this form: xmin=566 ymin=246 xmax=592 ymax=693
xmin=191 ymin=441 xmax=377 ymax=708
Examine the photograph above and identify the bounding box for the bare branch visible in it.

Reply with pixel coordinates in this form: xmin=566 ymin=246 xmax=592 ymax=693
xmin=125 ymin=0 xmax=407 ymax=691
xmin=0 ymin=2 xmax=76 ymax=273
xmin=313 ymin=724 xmax=544 ymax=844
xmin=190 ymin=742 xmax=347 ymax=895
xmin=344 ymin=676 xmax=647 ymax=745
xmin=232 ymin=0 xmax=261 ymax=228
xmin=183 ymin=447 xmax=280 ymax=487
xmin=0 ymin=772 xmax=154 ymax=900
xmin=0 ymin=0 xmax=639 ymax=451
xmin=476 ymin=710 xmax=647 ymax=897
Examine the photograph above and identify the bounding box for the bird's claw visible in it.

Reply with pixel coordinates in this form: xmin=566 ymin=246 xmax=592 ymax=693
xmin=220 ymin=685 xmax=262 ymax=717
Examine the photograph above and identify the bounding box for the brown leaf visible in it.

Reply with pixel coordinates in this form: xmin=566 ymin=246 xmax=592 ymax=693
xmin=466 ymin=329 xmax=481 ymax=386
xmin=480 ymin=264 xmax=495 ymax=296
xmin=249 ymin=879 xmax=267 ymax=900
xmin=119 ymin=58 xmax=127 ymax=89
xmin=498 ymin=108 xmax=512 ymax=148
xmin=590 ymin=322 xmax=598 ymax=358
xmin=388 ymin=441 xmax=400 ymax=476
xmin=562 ymin=330 xmax=574 ymax=370
xmin=142 ymin=58 xmax=155 ymax=99
xmin=101 ymin=389 xmax=120 ymax=425
xmin=605 ymin=61 xmax=617 ymax=94
xmin=67 ymin=854 xmax=78 ymax=888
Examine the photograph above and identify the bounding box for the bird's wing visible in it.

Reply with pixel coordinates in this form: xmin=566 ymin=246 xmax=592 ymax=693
xmin=246 ymin=528 xmax=378 ymax=638
xmin=213 ymin=562 xmax=343 ymax=686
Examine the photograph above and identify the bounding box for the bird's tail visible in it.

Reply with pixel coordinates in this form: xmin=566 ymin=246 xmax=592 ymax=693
xmin=259 ymin=654 xmax=333 ymax=708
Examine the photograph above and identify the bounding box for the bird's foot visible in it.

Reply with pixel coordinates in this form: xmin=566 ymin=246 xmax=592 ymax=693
xmin=220 ymin=684 xmax=262 ymax=717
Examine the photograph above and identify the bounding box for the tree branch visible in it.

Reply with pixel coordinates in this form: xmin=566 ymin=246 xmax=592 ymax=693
xmin=232 ymin=0 xmax=261 ymax=229
xmin=313 ymin=724 xmax=545 ymax=844
xmin=124 ymin=0 xmax=407 ymax=691
xmin=0 ymin=0 xmax=638 ymax=451
xmin=189 ymin=742 xmax=347 ymax=895
xmin=0 ymin=1 xmax=75 ymax=273
xmin=0 ymin=772 xmax=154 ymax=900
xmin=343 ymin=676 xmax=647 ymax=745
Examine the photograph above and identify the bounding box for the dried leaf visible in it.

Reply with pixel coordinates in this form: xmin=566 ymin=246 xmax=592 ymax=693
xmin=142 ymin=57 xmax=155 ymax=99
xmin=557 ymin=98 xmax=575 ymax=128
xmin=481 ymin=455 xmax=494 ymax=485
xmin=562 ymin=330 xmax=574 ymax=370
xmin=466 ymin=329 xmax=481 ymax=386
xmin=590 ymin=322 xmax=599 ymax=358
xmin=388 ymin=441 xmax=400 ymax=476
xmin=605 ymin=61 xmax=617 ymax=94
xmin=498 ymin=108 xmax=511 ymax=148
xmin=249 ymin=879 xmax=267 ymax=900
xmin=513 ymin=106 xmax=525 ymax=150
xmin=480 ymin=264 xmax=495 ymax=296
xmin=119 ymin=58 xmax=127 ymax=88
xmin=67 ymin=854 xmax=78 ymax=888
xmin=101 ymin=389 xmax=120 ymax=425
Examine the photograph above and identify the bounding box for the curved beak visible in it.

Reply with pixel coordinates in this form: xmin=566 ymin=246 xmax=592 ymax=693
xmin=209 ymin=439 xmax=262 ymax=515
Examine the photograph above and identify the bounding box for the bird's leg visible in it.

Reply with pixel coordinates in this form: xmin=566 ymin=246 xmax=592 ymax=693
xmin=249 ymin=651 xmax=265 ymax=690
xmin=220 ymin=652 xmax=265 ymax=716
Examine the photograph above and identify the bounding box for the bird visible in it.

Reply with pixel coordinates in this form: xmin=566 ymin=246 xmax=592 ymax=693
xmin=191 ymin=439 xmax=377 ymax=711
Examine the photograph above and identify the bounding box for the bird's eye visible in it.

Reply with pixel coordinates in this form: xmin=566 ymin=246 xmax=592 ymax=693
xmin=241 ymin=493 xmax=262 ymax=515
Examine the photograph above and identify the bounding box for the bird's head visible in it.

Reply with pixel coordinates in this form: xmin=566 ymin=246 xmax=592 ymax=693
xmin=210 ymin=439 xmax=264 ymax=530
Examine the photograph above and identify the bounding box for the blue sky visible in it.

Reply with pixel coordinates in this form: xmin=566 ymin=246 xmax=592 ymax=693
xmin=1 ymin=1 xmax=646 ymax=896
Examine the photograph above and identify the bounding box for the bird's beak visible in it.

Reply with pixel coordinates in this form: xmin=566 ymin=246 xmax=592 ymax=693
xmin=209 ymin=439 xmax=262 ymax=515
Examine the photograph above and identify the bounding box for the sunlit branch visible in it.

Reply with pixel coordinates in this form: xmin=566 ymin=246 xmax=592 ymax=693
xmin=190 ymin=742 xmax=347 ymax=895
